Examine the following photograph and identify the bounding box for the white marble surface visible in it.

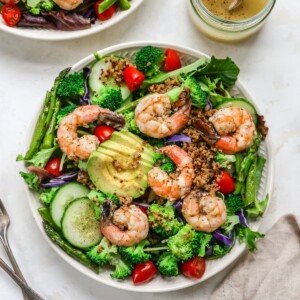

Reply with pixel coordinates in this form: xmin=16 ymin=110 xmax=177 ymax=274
xmin=0 ymin=0 xmax=299 ymax=299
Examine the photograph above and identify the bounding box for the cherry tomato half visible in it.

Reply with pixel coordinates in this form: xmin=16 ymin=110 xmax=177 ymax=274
xmin=45 ymin=157 xmax=63 ymax=177
xmin=124 ymin=66 xmax=145 ymax=92
xmin=95 ymin=0 xmax=116 ymax=21
xmin=94 ymin=125 xmax=115 ymax=143
xmin=1 ymin=4 xmax=21 ymax=27
xmin=132 ymin=261 xmax=157 ymax=285
xmin=163 ymin=48 xmax=181 ymax=72
xmin=138 ymin=206 xmax=148 ymax=215
xmin=217 ymin=171 xmax=235 ymax=194
xmin=181 ymin=256 xmax=206 ymax=279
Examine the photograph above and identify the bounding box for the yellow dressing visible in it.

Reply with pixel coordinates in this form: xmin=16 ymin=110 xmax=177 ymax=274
xmin=202 ymin=0 xmax=268 ymax=21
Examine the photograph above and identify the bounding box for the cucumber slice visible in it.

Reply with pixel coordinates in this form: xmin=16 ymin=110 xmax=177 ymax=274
xmin=216 ymin=98 xmax=258 ymax=125
xmin=89 ymin=59 xmax=131 ymax=100
xmin=61 ymin=198 xmax=101 ymax=249
xmin=50 ymin=182 xmax=89 ymax=228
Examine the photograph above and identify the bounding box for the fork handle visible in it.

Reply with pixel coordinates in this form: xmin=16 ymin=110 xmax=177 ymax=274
xmin=0 ymin=256 xmax=45 ymax=300
xmin=0 ymin=235 xmax=30 ymax=300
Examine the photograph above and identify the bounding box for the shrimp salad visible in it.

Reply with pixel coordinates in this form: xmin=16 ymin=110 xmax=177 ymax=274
xmin=18 ymin=45 xmax=269 ymax=284
xmin=0 ymin=0 xmax=132 ymax=31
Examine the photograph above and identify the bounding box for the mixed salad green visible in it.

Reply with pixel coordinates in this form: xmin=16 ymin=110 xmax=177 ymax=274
xmin=18 ymin=45 xmax=269 ymax=284
xmin=0 ymin=0 xmax=131 ymax=30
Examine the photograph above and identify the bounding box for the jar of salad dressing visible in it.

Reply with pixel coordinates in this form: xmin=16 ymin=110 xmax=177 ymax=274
xmin=187 ymin=0 xmax=276 ymax=42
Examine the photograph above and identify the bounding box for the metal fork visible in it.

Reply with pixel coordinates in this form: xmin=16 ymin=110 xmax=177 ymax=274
xmin=0 ymin=198 xmax=44 ymax=300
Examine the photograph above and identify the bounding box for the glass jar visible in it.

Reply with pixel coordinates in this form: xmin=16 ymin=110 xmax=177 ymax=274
xmin=187 ymin=0 xmax=276 ymax=42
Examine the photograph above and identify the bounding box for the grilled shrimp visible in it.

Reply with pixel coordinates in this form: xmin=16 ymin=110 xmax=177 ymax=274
xmin=100 ymin=200 xmax=149 ymax=247
xmin=134 ymin=89 xmax=191 ymax=138
xmin=148 ymin=145 xmax=194 ymax=201
xmin=57 ymin=105 xmax=124 ymax=160
xmin=53 ymin=0 xmax=82 ymax=10
xmin=182 ymin=191 xmax=226 ymax=233
xmin=210 ymin=107 xmax=255 ymax=154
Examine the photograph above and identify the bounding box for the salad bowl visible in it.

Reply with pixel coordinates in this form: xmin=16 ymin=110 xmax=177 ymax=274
xmin=0 ymin=0 xmax=143 ymax=41
xmin=22 ymin=41 xmax=274 ymax=292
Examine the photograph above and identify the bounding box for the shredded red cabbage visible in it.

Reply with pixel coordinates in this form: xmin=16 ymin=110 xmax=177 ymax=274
xmin=213 ymin=231 xmax=233 ymax=246
xmin=40 ymin=172 xmax=78 ymax=188
xmin=17 ymin=11 xmax=91 ymax=31
xmin=237 ymin=209 xmax=248 ymax=227
xmin=80 ymin=68 xmax=91 ymax=105
xmin=165 ymin=134 xmax=192 ymax=144
xmin=205 ymin=245 xmax=213 ymax=257
xmin=172 ymin=200 xmax=182 ymax=213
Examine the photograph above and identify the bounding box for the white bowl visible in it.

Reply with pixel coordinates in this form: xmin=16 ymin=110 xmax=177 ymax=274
xmin=23 ymin=41 xmax=274 ymax=292
xmin=0 ymin=0 xmax=143 ymax=41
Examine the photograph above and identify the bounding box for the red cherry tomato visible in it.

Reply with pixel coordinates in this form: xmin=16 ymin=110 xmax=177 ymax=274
xmin=45 ymin=157 xmax=62 ymax=177
xmin=138 ymin=206 xmax=148 ymax=215
xmin=163 ymin=48 xmax=181 ymax=72
xmin=94 ymin=125 xmax=115 ymax=143
xmin=181 ymin=256 xmax=206 ymax=279
xmin=132 ymin=261 xmax=157 ymax=285
xmin=1 ymin=4 xmax=21 ymax=27
xmin=95 ymin=0 xmax=116 ymax=21
xmin=124 ymin=66 xmax=145 ymax=92
xmin=217 ymin=171 xmax=235 ymax=194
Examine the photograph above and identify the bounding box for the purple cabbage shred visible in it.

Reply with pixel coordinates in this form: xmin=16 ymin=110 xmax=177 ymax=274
xmin=80 ymin=68 xmax=91 ymax=105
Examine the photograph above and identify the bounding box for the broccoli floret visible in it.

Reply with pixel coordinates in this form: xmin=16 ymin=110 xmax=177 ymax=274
xmin=135 ymin=45 xmax=165 ymax=78
xmin=56 ymin=104 xmax=78 ymax=128
xmin=57 ymin=72 xmax=85 ymax=98
xmin=148 ymin=203 xmax=183 ymax=238
xmin=197 ymin=232 xmax=213 ymax=257
xmin=184 ymin=77 xmax=207 ymax=109
xmin=27 ymin=0 xmax=54 ymax=15
xmin=86 ymin=237 xmax=118 ymax=266
xmin=225 ymin=194 xmax=244 ymax=213
xmin=39 ymin=187 xmax=59 ymax=205
xmin=221 ymin=214 xmax=240 ymax=234
xmin=157 ymin=252 xmax=179 ymax=277
xmin=167 ymin=225 xmax=199 ymax=261
xmin=118 ymin=240 xmax=151 ymax=264
xmin=123 ymin=111 xmax=142 ymax=135
xmin=212 ymin=244 xmax=226 ymax=257
xmin=110 ymin=255 xmax=133 ymax=279
xmin=153 ymin=152 xmax=176 ymax=174
xmin=215 ymin=152 xmax=236 ymax=169
xmin=92 ymin=86 xmax=123 ymax=111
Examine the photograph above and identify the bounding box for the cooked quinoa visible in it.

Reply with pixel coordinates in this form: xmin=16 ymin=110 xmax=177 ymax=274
xmin=77 ymin=170 xmax=96 ymax=190
xmin=148 ymin=77 xmax=181 ymax=94
xmin=182 ymin=126 xmax=222 ymax=195
xmin=100 ymin=55 xmax=130 ymax=86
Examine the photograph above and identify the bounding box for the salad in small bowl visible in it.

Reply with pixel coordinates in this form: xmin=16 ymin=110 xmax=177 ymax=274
xmin=0 ymin=0 xmax=143 ymax=40
xmin=18 ymin=42 xmax=272 ymax=292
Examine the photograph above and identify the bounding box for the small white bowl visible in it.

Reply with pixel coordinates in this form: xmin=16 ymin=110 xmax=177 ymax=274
xmin=22 ymin=41 xmax=274 ymax=292
xmin=0 ymin=0 xmax=143 ymax=41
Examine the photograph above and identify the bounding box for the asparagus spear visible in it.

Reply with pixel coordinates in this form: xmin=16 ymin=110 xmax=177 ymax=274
xmin=43 ymin=222 xmax=99 ymax=274
xmin=97 ymin=0 xmax=118 ymax=13
xmin=24 ymin=91 xmax=52 ymax=160
xmin=24 ymin=68 xmax=70 ymax=159
xmin=41 ymin=99 xmax=61 ymax=149
xmin=118 ymin=0 xmax=130 ymax=10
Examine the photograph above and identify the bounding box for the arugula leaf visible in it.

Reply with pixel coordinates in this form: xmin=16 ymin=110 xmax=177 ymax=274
xmin=19 ymin=172 xmax=39 ymax=191
xmin=24 ymin=147 xmax=57 ymax=168
xmin=237 ymin=226 xmax=264 ymax=252
xmin=39 ymin=187 xmax=59 ymax=205
xmin=196 ymin=57 xmax=240 ymax=88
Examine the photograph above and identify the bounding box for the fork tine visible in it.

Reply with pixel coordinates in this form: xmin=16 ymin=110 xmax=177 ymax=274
xmin=0 ymin=198 xmax=8 ymax=215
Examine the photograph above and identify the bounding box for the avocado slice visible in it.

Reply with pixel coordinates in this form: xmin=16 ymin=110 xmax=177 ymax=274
xmin=87 ymin=131 xmax=155 ymax=198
